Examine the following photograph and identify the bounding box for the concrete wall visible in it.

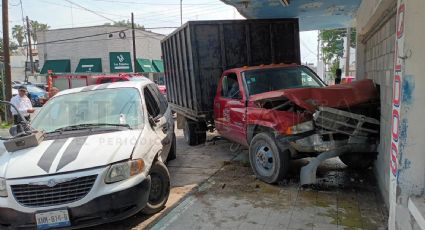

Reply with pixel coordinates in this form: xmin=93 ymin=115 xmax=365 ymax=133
xmin=356 ymin=0 xmax=397 ymax=208
xmin=358 ymin=0 xmax=425 ymax=229
xmin=37 ymin=25 xmax=164 ymax=73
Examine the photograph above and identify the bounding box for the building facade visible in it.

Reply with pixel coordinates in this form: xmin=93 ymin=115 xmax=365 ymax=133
xmin=37 ymin=25 xmax=165 ymax=75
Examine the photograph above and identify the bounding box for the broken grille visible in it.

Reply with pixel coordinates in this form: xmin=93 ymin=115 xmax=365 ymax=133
xmin=313 ymin=107 xmax=380 ymax=136
xmin=11 ymin=175 xmax=97 ymax=208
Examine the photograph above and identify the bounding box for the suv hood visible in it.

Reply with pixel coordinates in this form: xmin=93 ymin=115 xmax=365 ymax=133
xmin=251 ymin=79 xmax=377 ymax=111
xmin=0 ymin=130 xmax=141 ymax=179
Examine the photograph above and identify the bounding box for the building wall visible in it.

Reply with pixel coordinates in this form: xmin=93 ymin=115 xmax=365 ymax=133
xmin=358 ymin=0 xmax=425 ymax=229
xmin=356 ymin=0 xmax=397 ymax=208
xmin=37 ymin=25 xmax=164 ymax=73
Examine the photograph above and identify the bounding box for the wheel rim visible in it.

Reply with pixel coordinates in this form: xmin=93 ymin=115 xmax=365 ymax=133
xmin=254 ymin=143 xmax=275 ymax=177
xmin=148 ymin=173 xmax=164 ymax=205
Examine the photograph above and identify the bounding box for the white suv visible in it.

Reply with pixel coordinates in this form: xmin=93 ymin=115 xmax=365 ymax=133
xmin=0 ymin=79 xmax=176 ymax=229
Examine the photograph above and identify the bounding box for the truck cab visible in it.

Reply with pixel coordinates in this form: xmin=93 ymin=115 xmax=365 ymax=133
xmin=214 ymin=64 xmax=324 ymax=147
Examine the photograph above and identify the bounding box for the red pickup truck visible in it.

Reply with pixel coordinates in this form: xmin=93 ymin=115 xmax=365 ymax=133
xmin=163 ymin=19 xmax=379 ymax=184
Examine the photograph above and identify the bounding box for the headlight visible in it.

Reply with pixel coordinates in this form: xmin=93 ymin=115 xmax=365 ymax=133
xmin=0 ymin=178 xmax=7 ymax=197
xmin=286 ymin=121 xmax=314 ymax=135
xmin=105 ymin=159 xmax=145 ymax=184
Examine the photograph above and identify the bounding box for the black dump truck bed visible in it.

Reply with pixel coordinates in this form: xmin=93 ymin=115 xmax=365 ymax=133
xmin=161 ymin=19 xmax=300 ymax=121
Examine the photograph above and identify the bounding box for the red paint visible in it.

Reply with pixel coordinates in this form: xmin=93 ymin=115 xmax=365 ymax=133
xmin=213 ymin=65 xmax=377 ymax=147
xmin=396 ymin=4 xmax=405 ymax=39
xmin=390 ymin=142 xmax=398 ymax=175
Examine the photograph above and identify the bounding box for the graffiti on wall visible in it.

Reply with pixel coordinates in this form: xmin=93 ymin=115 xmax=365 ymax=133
xmin=389 ymin=1 xmax=405 ymax=229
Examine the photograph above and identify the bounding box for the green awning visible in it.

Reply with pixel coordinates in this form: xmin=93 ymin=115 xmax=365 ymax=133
xmin=75 ymin=58 xmax=102 ymax=73
xmin=152 ymin=60 xmax=164 ymax=73
xmin=40 ymin=59 xmax=71 ymax=74
xmin=135 ymin=58 xmax=155 ymax=73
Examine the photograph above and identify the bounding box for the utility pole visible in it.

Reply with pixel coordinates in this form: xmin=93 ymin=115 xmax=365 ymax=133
xmin=26 ymin=16 xmax=34 ymax=80
xmin=131 ymin=12 xmax=137 ymax=73
xmin=345 ymin=27 xmax=351 ymax=77
xmin=2 ymin=0 xmax=13 ymax=104
xmin=180 ymin=0 xmax=183 ymax=26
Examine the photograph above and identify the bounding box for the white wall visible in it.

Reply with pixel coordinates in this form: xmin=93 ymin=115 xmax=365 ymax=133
xmin=37 ymin=25 xmax=164 ymax=73
xmin=356 ymin=0 xmax=397 ymax=209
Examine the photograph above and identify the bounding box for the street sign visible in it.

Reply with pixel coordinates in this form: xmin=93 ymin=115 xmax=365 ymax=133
xmin=109 ymin=52 xmax=133 ymax=73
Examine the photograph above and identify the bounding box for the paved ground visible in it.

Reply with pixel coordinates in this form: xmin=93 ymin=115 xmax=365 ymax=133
xmin=89 ymin=130 xmax=239 ymax=229
xmin=149 ymin=143 xmax=388 ymax=230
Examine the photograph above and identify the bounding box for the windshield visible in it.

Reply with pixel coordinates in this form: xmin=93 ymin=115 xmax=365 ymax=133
xmin=31 ymin=88 xmax=143 ymax=132
xmin=243 ymin=66 xmax=325 ymax=96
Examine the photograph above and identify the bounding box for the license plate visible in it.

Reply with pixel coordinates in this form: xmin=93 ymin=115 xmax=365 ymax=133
xmin=36 ymin=209 xmax=71 ymax=230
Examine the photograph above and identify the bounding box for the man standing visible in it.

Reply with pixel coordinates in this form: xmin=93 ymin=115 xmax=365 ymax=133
xmin=10 ymin=85 xmax=35 ymax=124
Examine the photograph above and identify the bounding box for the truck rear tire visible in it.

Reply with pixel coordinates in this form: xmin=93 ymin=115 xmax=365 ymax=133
xmin=183 ymin=120 xmax=206 ymax=146
xmin=249 ymin=132 xmax=290 ymax=184
xmin=339 ymin=153 xmax=375 ymax=169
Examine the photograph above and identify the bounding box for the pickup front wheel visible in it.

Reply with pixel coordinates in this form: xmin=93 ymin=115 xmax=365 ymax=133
xmin=249 ymin=132 xmax=290 ymax=184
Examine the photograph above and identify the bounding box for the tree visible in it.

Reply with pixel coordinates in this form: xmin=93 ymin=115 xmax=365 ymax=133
xmin=104 ymin=20 xmax=144 ymax=30
xmin=0 ymin=38 xmax=18 ymax=55
xmin=319 ymin=28 xmax=356 ymax=78
xmin=30 ymin=21 xmax=50 ymax=44
xmin=12 ymin=25 xmax=25 ymax=47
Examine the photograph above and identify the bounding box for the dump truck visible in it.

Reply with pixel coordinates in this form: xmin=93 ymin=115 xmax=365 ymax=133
xmin=162 ymin=19 xmax=380 ymax=184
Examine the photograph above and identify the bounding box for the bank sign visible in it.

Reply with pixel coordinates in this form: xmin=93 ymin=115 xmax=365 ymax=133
xmin=109 ymin=52 xmax=133 ymax=73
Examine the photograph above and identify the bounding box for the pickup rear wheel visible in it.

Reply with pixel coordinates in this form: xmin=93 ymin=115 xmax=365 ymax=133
xmin=141 ymin=161 xmax=170 ymax=215
xmin=249 ymin=132 xmax=290 ymax=184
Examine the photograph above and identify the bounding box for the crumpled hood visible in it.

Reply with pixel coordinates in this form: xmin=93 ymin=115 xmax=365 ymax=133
xmin=250 ymin=79 xmax=378 ymax=111
xmin=0 ymin=130 xmax=141 ymax=179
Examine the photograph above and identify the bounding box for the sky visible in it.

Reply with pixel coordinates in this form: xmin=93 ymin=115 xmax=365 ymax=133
xmin=1 ymin=0 xmax=319 ymax=65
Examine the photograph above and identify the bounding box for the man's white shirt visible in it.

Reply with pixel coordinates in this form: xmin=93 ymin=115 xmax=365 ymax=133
xmin=10 ymin=95 xmax=33 ymax=116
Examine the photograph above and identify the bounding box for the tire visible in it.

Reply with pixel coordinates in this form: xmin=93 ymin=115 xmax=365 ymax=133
xmin=141 ymin=161 xmax=171 ymax=215
xmin=339 ymin=153 xmax=375 ymax=169
xmin=183 ymin=120 xmax=206 ymax=146
xmin=166 ymin=133 xmax=177 ymax=162
xmin=249 ymin=132 xmax=290 ymax=184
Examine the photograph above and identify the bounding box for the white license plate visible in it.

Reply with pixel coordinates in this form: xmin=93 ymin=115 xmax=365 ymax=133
xmin=36 ymin=209 xmax=71 ymax=230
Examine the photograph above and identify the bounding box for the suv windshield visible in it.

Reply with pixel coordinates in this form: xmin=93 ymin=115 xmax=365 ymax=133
xmin=31 ymin=88 xmax=143 ymax=133
xmin=243 ymin=66 xmax=325 ymax=96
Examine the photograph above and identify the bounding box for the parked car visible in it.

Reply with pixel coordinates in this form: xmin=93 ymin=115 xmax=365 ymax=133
xmin=0 ymin=79 xmax=176 ymax=229
xmin=12 ymin=84 xmax=48 ymax=107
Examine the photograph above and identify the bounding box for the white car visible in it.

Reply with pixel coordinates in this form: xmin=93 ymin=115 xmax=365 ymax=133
xmin=0 ymin=79 xmax=176 ymax=229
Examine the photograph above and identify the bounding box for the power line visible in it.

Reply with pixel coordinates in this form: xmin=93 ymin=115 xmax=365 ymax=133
xmin=86 ymin=0 xmax=222 ymax=6
xmin=24 ymin=29 xmax=129 ymax=46
xmin=63 ymin=0 xmax=117 ymax=23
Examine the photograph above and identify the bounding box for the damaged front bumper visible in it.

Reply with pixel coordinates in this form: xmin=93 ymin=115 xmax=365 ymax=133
xmin=279 ymin=106 xmax=380 ymax=155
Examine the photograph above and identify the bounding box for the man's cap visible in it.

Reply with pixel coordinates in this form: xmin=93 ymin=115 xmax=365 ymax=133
xmin=18 ymin=85 xmax=27 ymax=91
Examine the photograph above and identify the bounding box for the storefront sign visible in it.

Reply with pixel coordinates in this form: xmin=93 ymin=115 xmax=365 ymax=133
xmin=109 ymin=52 xmax=133 ymax=73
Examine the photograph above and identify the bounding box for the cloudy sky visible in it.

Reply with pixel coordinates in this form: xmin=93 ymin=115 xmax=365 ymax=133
xmin=2 ymin=0 xmax=318 ymax=65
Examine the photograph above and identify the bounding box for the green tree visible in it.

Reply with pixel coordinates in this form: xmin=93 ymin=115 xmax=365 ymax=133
xmin=30 ymin=21 xmax=50 ymax=44
xmin=0 ymin=38 xmax=18 ymax=55
xmin=320 ymin=28 xmax=356 ymax=79
xmin=12 ymin=25 xmax=25 ymax=47
xmin=104 ymin=20 xmax=144 ymax=30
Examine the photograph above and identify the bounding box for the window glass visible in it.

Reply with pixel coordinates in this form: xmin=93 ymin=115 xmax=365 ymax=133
xmin=243 ymin=66 xmax=324 ymax=96
xmin=144 ymin=87 xmax=161 ymax=118
xmin=31 ymin=88 xmax=143 ymax=132
xmin=221 ymin=73 xmax=240 ymax=99
xmin=148 ymin=84 xmax=168 ymax=114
